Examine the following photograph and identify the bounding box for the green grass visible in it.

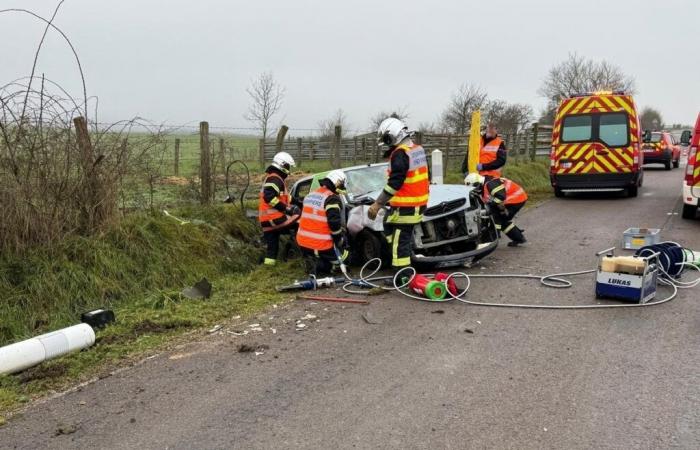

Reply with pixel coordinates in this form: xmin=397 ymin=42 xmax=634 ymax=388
xmin=0 ymin=205 xmax=304 ymax=419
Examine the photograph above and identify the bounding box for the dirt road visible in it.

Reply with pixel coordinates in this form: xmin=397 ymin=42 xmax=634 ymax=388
xmin=2 ymin=167 xmax=699 ymax=449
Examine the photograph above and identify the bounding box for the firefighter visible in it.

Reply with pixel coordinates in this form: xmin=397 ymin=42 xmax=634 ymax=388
xmin=258 ymin=152 xmax=300 ymax=266
xmin=367 ymin=118 xmax=430 ymax=270
xmin=461 ymin=122 xmax=507 ymax=177
xmin=296 ymin=170 xmax=349 ymax=276
xmin=464 ymin=172 xmax=528 ymax=247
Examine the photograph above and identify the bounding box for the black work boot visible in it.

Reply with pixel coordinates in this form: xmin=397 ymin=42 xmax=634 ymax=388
xmin=506 ymin=226 xmax=527 ymax=247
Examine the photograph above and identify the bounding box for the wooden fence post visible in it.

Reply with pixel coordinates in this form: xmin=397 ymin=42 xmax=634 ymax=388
xmin=333 ymin=125 xmax=342 ymax=168
xmin=296 ymin=137 xmax=303 ymax=168
xmin=361 ymin=137 xmax=367 ymax=163
xmin=445 ymin=136 xmax=451 ymax=164
xmin=258 ymin=138 xmax=265 ymax=168
xmin=174 ymin=138 xmax=180 ymax=176
xmin=353 ymin=136 xmax=358 ymax=165
xmin=530 ymin=123 xmax=539 ymax=161
xmin=200 ymin=121 xmax=211 ymax=205
xmin=219 ymin=138 xmax=225 ymax=166
xmin=73 ymin=116 xmax=101 ymax=230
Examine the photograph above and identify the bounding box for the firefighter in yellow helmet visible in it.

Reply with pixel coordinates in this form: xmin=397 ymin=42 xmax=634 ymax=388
xmin=296 ymin=170 xmax=349 ymax=276
xmin=258 ymin=152 xmax=300 ymax=265
xmin=368 ymin=118 xmax=429 ymax=270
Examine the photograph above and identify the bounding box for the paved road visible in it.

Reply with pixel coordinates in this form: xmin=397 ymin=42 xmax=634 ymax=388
xmin=2 ymin=167 xmax=699 ymax=449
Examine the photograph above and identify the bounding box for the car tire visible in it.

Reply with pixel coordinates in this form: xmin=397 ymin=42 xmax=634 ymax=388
xmin=664 ymin=159 xmax=671 ymax=170
xmin=673 ymin=158 xmax=680 ymax=168
xmin=356 ymin=230 xmax=388 ymax=267
xmin=682 ymin=203 xmax=698 ymax=219
xmin=627 ymin=185 xmax=638 ymax=198
xmin=554 ymin=187 xmax=564 ymax=198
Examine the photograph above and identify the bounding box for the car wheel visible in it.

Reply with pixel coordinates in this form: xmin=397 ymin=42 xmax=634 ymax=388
xmin=682 ymin=203 xmax=698 ymax=219
xmin=356 ymin=230 xmax=388 ymax=266
xmin=627 ymin=185 xmax=638 ymax=198
xmin=554 ymin=187 xmax=564 ymax=198
xmin=673 ymin=158 xmax=680 ymax=168
xmin=664 ymin=159 xmax=671 ymax=170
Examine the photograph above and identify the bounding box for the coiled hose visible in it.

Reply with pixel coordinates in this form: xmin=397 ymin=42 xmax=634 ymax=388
xmin=340 ymin=241 xmax=700 ymax=309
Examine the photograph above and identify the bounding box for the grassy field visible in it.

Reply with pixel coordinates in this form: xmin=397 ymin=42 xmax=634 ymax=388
xmin=0 ymin=157 xmax=552 ymax=421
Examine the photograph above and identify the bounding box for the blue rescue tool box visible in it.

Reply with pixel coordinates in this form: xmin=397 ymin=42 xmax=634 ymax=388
xmin=595 ymin=247 xmax=659 ymax=304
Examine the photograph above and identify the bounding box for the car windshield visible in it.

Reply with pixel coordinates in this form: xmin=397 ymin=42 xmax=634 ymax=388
xmin=345 ymin=164 xmax=388 ymax=198
xmin=643 ymin=132 xmax=663 ymax=143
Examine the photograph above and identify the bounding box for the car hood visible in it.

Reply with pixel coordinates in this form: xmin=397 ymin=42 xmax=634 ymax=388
xmin=356 ymin=184 xmax=473 ymax=208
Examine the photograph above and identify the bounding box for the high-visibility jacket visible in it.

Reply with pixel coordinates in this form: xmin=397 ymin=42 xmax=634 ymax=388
xmin=297 ymin=186 xmax=335 ymax=251
xmin=483 ymin=178 xmax=528 ymax=206
xmin=388 ymin=144 xmax=429 ymax=208
xmin=480 ymin=136 xmax=504 ymax=178
xmin=258 ymin=172 xmax=289 ymax=223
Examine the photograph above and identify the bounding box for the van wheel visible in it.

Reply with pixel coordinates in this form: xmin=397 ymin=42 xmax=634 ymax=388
xmin=554 ymin=187 xmax=564 ymax=198
xmin=627 ymin=185 xmax=638 ymax=198
xmin=682 ymin=203 xmax=698 ymax=219
xmin=356 ymin=230 xmax=388 ymax=266
xmin=664 ymin=159 xmax=672 ymax=170
xmin=673 ymin=158 xmax=680 ymax=168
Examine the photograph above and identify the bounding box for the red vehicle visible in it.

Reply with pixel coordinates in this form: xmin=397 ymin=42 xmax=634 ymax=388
xmin=641 ymin=131 xmax=681 ymax=170
xmin=680 ymin=114 xmax=700 ymax=219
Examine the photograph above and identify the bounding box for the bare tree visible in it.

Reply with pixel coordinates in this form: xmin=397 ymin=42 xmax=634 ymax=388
xmin=244 ymin=71 xmax=285 ymax=140
xmin=318 ymin=108 xmax=350 ymax=138
xmin=369 ymin=107 xmax=410 ymax=131
xmin=640 ymin=107 xmax=664 ymax=131
xmin=440 ymin=83 xmax=488 ymax=134
xmin=483 ymin=101 xmax=534 ymax=134
xmin=538 ymin=53 xmax=635 ymax=108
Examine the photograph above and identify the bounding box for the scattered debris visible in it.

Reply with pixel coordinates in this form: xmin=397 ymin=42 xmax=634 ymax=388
xmin=249 ymin=326 xmax=263 ymax=332
xmin=476 ymin=321 xmax=482 ymax=324
xmin=80 ymin=309 xmax=115 ymax=329
xmin=431 ymin=310 xmax=445 ymax=314
xmin=228 ymin=330 xmax=248 ymax=336
xmin=361 ymin=312 xmax=381 ymax=325
xmin=296 ymin=323 xmax=307 ymax=330
xmin=270 ymin=328 xmax=277 ymax=334
xmin=54 ymin=423 xmax=78 ymax=436
xmin=208 ymin=325 xmax=223 ymax=334
xmin=78 ymin=401 xmax=86 ymax=406
xmin=181 ymin=278 xmax=212 ymax=300
xmin=300 ymin=313 xmax=317 ymax=321
xmin=249 ymin=323 xmax=261 ymax=328
xmin=237 ymin=343 xmax=269 ymax=353
xmin=464 ymin=328 xmax=474 ymax=334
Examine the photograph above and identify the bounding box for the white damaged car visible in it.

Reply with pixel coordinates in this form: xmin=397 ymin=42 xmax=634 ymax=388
xmin=290 ymin=163 xmax=499 ymax=268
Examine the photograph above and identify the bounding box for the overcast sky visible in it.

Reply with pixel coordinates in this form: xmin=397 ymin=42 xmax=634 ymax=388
xmin=2 ymin=0 xmax=699 ymax=132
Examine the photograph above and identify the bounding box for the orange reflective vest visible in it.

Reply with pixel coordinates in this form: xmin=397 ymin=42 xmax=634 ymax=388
xmin=389 ymin=144 xmax=430 ymax=208
xmin=479 ymin=136 xmax=504 ymax=178
xmin=483 ymin=178 xmax=528 ymax=205
xmin=296 ymin=186 xmax=334 ymax=251
xmin=258 ymin=173 xmax=289 ymax=223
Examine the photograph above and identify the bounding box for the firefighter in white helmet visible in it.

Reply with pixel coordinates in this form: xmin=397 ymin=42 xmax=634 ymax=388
xmin=258 ymin=152 xmax=300 ymax=265
xmin=368 ymin=117 xmax=430 ymax=271
xmin=296 ymin=170 xmax=349 ymax=275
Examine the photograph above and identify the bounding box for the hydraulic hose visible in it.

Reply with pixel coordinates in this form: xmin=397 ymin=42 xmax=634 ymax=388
xmin=339 ymin=240 xmax=700 ymax=309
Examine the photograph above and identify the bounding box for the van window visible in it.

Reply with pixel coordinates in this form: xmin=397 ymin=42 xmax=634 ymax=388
xmin=561 ymin=115 xmax=592 ymax=142
xmin=599 ymin=113 xmax=629 ymax=147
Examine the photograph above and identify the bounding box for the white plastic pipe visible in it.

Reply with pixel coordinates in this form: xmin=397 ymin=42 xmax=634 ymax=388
xmin=431 ymin=149 xmax=443 ymax=184
xmin=0 ymin=323 xmax=95 ymax=375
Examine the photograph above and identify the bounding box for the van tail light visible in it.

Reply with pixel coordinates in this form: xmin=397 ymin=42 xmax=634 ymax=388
xmin=686 ymin=146 xmax=697 ymax=184
xmin=549 ymin=146 xmax=556 ymax=169
xmin=632 ymin=143 xmax=640 ymax=169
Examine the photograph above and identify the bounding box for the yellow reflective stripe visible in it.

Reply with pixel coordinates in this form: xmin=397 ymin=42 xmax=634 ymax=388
xmin=269 ymin=197 xmax=280 ymax=206
xmin=297 ymin=228 xmax=332 ymax=241
xmin=490 ymin=185 xmax=505 ymax=194
xmin=264 ymin=183 xmax=280 ymax=193
xmin=404 ymin=171 xmax=429 ymax=183
xmin=492 ymin=197 xmax=503 ymax=204
xmin=394 ymin=256 xmax=411 ymax=267
xmin=504 ymin=223 xmax=515 ymax=233
xmin=263 ymin=258 xmax=276 ymax=266
xmin=386 ymin=211 xmax=422 ymax=224
xmin=392 ymin=229 xmax=400 ymax=264
xmin=331 ymin=229 xmax=342 ymax=235
xmin=384 ymin=185 xmax=398 ymax=195
xmin=495 ymin=224 xmax=502 ymax=230
xmin=391 ymin=194 xmax=429 ymax=203
xmin=694 ymin=166 xmax=700 ymax=178
xmin=325 ymin=204 xmax=340 ymax=210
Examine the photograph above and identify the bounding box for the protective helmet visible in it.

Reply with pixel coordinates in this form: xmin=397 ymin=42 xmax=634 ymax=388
xmin=377 ymin=117 xmax=410 ymax=147
xmin=464 ymin=172 xmax=485 ymax=188
xmin=326 ymin=169 xmax=347 ymax=189
xmin=272 ymin=152 xmax=296 ymax=174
